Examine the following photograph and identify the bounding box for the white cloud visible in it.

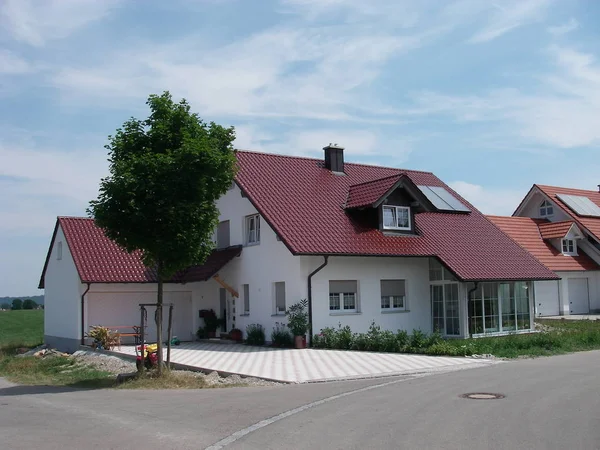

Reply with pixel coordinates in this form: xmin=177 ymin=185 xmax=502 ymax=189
xmin=0 ymin=49 xmax=33 ymax=74
xmin=449 ymin=181 xmax=528 ymax=216
xmin=547 ymin=17 xmax=579 ymax=35
xmin=468 ymin=0 xmax=552 ymax=43
xmin=0 ymin=0 xmax=120 ymax=46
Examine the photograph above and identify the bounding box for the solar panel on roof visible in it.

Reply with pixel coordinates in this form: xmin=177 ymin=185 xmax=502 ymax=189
xmin=417 ymin=186 xmax=470 ymax=213
xmin=556 ymin=194 xmax=600 ymax=217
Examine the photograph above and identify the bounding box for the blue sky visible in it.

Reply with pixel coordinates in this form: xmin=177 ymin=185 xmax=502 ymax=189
xmin=1 ymin=0 xmax=600 ymax=296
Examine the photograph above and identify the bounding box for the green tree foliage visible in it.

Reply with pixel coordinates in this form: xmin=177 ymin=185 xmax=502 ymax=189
xmin=11 ymin=299 xmax=23 ymax=310
xmin=1 ymin=303 xmax=10 ymax=310
xmin=88 ymin=92 xmax=236 ymax=374
xmin=22 ymin=299 xmax=38 ymax=310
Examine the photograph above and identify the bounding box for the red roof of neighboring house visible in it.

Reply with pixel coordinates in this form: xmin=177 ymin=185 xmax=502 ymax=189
xmin=38 ymin=217 xmax=242 ymax=288
xmin=533 ymin=185 xmax=600 ymax=240
xmin=486 ymin=216 xmax=599 ymax=272
xmin=235 ymin=151 xmax=557 ymax=281
xmin=538 ymin=221 xmax=575 ymax=240
xmin=346 ymin=174 xmax=402 ymax=209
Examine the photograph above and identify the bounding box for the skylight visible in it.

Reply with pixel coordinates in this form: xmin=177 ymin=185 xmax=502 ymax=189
xmin=556 ymin=194 xmax=600 ymax=217
xmin=417 ymin=186 xmax=470 ymax=213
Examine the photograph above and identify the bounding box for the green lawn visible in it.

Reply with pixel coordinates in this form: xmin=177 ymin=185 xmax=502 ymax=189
xmin=0 ymin=310 xmax=44 ymax=348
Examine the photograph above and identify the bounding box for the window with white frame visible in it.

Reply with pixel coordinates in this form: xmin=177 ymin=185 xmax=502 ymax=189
xmin=382 ymin=205 xmax=411 ymax=230
xmin=381 ymin=280 xmax=406 ymax=311
xmin=274 ymin=282 xmax=286 ymax=314
xmin=561 ymin=238 xmax=577 ymax=255
xmin=245 ymin=214 xmax=260 ymax=245
xmin=540 ymin=200 xmax=554 ymax=217
xmin=243 ymin=284 xmax=250 ymax=314
xmin=57 ymin=241 xmax=63 ymax=260
xmin=329 ymin=280 xmax=358 ymax=313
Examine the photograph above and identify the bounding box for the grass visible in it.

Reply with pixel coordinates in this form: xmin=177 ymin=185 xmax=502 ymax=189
xmin=441 ymin=319 xmax=600 ymax=358
xmin=0 ymin=310 xmax=44 ymax=347
xmin=117 ymin=370 xmax=212 ymax=389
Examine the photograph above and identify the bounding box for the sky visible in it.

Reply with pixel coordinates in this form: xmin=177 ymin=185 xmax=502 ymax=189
xmin=1 ymin=0 xmax=600 ymax=296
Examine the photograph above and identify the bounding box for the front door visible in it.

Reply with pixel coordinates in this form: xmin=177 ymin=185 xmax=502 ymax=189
xmin=431 ymin=284 xmax=460 ymax=336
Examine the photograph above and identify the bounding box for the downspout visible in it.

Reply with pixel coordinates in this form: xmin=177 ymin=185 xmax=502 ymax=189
xmin=467 ymin=282 xmax=479 ymax=338
xmin=80 ymin=283 xmax=91 ymax=346
xmin=307 ymin=256 xmax=329 ymax=344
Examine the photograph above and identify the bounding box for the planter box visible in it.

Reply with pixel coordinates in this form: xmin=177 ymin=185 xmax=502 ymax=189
xmin=294 ymin=335 xmax=306 ymax=349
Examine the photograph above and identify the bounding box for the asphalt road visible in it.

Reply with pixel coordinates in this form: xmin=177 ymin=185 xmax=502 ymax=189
xmin=1 ymin=351 xmax=599 ymax=450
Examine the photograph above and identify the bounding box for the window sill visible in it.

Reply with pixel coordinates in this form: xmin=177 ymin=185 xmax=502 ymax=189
xmin=239 ymin=313 xmax=250 ymax=317
xmin=244 ymin=242 xmax=260 ymax=247
xmin=381 ymin=310 xmax=410 ymax=314
xmin=271 ymin=313 xmax=286 ymax=317
xmin=329 ymin=312 xmax=362 ymax=316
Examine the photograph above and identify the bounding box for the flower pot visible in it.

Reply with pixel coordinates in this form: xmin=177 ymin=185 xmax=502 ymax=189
xmin=206 ymin=331 xmax=216 ymax=339
xmin=294 ymin=335 xmax=306 ymax=349
xmin=229 ymin=329 xmax=243 ymax=342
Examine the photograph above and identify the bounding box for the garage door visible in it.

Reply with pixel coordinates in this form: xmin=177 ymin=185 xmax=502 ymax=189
xmin=87 ymin=291 xmax=193 ymax=342
xmin=568 ymin=279 xmax=589 ymax=315
xmin=534 ymin=281 xmax=560 ymax=316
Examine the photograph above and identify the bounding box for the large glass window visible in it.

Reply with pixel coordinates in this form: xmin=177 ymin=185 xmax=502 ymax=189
xmin=430 ymin=281 xmax=460 ymax=336
xmin=429 ymin=258 xmax=456 ymax=282
xmin=468 ymin=282 xmax=531 ymax=335
xmin=382 ymin=205 xmax=410 ymax=230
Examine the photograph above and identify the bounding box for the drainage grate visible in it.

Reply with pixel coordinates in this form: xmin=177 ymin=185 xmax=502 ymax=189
xmin=460 ymin=393 xmax=505 ymax=400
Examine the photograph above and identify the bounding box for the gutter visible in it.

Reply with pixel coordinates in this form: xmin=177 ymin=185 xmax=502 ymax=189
xmin=307 ymin=256 xmax=329 ymax=343
xmin=80 ymin=283 xmax=91 ymax=345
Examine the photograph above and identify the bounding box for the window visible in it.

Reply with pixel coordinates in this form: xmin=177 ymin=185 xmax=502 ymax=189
xmin=243 ymin=284 xmax=250 ymax=314
xmin=468 ymin=281 xmax=531 ymax=335
xmin=540 ymin=200 xmax=554 ymax=217
xmin=562 ymin=238 xmax=576 ymax=255
xmin=382 ymin=205 xmax=410 ymax=230
xmin=245 ymin=214 xmax=260 ymax=245
xmin=57 ymin=241 xmax=63 ymax=260
xmin=217 ymin=220 xmax=230 ymax=249
xmin=274 ymin=282 xmax=286 ymax=314
xmin=380 ymin=280 xmax=406 ymax=311
xmin=429 ymin=258 xmax=456 ymax=282
xmin=329 ymin=280 xmax=358 ymax=313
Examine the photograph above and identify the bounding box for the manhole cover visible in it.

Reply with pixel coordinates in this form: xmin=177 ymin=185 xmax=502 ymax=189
xmin=460 ymin=393 xmax=505 ymax=400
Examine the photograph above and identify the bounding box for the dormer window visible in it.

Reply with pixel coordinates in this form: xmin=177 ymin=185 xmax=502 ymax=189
xmin=383 ymin=205 xmax=410 ymax=230
xmin=540 ymin=200 xmax=554 ymax=217
xmin=561 ymin=238 xmax=577 ymax=256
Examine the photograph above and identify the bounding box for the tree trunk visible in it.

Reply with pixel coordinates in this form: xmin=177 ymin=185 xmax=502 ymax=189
xmin=156 ymin=261 xmax=164 ymax=376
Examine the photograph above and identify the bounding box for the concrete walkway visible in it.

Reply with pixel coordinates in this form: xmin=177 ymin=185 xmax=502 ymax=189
xmin=115 ymin=342 xmax=494 ymax=383
xmin=542 ymin=314 xmax=600 ymax=321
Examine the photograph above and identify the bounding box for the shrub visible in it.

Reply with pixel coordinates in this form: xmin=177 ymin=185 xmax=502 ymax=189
xmin=246 ymin=324 xmax=265 ymax=346
xmin=424 ymin=341 xmax=463 ymax=356
xmin=196 ymin=327 xmax=206 ymax=340
xmin=408 ymin=329 xmax=428 ymax=352
xmin=395 ymin=330 xmax=409 ymax=351
xmin=86 ymin=326 xmax=120 ymax=350
xmin=271 ymin=323 xmax=293 ymax=348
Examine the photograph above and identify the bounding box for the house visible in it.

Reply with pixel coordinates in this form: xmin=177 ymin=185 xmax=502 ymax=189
xmin=489 ymin=185 xmax=600 ymax=317
xmin=39 ymin=146 xmax=558 ymax=352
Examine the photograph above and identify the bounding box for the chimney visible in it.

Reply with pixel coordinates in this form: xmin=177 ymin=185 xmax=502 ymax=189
xmin=323 ymin=143 xmax=345 ymax=173
xmin=598 ymin=184 xmax=600 ymax=193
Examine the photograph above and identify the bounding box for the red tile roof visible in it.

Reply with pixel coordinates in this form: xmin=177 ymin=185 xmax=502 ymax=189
xmin=38 ymin=217 xmax=242 ymax=288
xmin=346 ymin=174 xmax=402 ymax=209
xmin=538 ymin=221 xmax=575 ymax=240
xmin=486 ymin=216 xmax=599 ymax=272
xmin=534 ymin=185 xmax=600 ymax=240
xmin=235 ymin=151 xmax=557 ymax=281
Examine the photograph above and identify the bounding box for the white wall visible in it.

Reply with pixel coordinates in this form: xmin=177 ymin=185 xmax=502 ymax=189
xmin=518 ymin=191 xmax=572 ymax=221
xmin=307 ymin=256 xmax=432 ymax=335
xmin=44 ymin=225 xmax=84 ymax=346
xmin=214 ymin=184 xmax=305 ymax=338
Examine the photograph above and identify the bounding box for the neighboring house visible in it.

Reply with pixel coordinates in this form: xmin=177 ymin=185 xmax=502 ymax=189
xmin=40 ymin=146 xmax=558 ymax=352
xmin=491 ymin=185 xmax=600 ymax=317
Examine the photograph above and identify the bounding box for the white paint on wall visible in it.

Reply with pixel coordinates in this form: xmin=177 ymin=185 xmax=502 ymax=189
xmin=533 ymin=280 xmax=560 ymax=316
xmin=44 ymin=225 xmax=84 ymax=341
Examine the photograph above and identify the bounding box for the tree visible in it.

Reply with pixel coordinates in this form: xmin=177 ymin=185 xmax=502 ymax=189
xmin=1 ymin=303 xmax=10 ymax=310
xmin=11 ymin=299 xmax=23 ymax=310
xmin=88 ymin=92 xmax=236 ymax=375
xmin=22 ymin=299 xmax=37 ymax=310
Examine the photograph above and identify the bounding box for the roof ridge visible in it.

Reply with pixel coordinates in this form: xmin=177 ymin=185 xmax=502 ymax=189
xmin=58 ymin=216 xmax=92 ymax=220
xmin=234 ymin=149 xmax=435 ymax=175
xmin=535 ymin=183 xmax=600 ymax=195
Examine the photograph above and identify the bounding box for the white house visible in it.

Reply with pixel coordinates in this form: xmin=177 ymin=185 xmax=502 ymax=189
xmin=489 ymin=185 xmax=600 ymax=317
xmin=39 ymin=146 xmax=558 ymax=352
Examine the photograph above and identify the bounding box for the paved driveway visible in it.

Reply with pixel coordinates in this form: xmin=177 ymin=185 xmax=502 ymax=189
xmin=115 ymin=342 xmax=494 ymax=382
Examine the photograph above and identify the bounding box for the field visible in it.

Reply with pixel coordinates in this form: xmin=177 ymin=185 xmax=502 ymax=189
xmin=0 ymin=310 xmax=44 ymax=348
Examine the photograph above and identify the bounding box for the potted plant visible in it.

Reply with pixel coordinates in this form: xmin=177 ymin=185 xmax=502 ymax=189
xmin=203 ymin=309 xmax=221 ymax=338
xmin=196 ymin=326 xmax=206 ymax=340
xmin=286 ymin=299 xmax=309 ymax=349
xmin=229 ymin=327 xmax=243 ymax=342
